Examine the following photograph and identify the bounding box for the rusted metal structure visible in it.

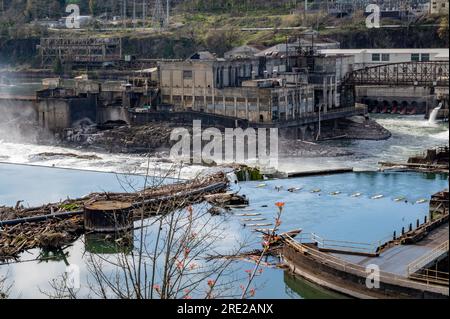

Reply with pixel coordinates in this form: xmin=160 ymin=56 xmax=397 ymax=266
xmin=344 ymin=61 xmax=449 ymax=87
xmin=38 ymin=37 xmax=122 ymax=66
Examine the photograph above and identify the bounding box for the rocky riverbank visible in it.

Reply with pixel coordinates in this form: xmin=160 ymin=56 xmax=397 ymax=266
xmin=320 ymin=116 xmax=392 ymax=141
xmin=59 ymin=116 xmax=390 ymax=159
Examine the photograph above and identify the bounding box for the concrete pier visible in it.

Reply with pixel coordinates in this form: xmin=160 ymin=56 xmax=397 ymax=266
xmin=282 ymin=223 xmax=449 ymax=298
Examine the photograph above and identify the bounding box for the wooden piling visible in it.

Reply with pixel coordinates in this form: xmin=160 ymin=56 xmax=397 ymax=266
xmin=84 ymin=201 xmax=133 ymax=233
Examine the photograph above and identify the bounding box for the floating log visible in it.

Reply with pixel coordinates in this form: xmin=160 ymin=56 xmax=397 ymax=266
xmin=241 ymin=218 xmax=266 ymax=222
xmin=234 ymin=213 xmax=261 ymax=217
xmin=288 ymin=168 xmax=353 ymax=178
xmin=243 ymin=223 xmax=273 ymax=227
xmin=0 ymin=172 xmax=229 ymax=260
xmin=84 ymin=201 xmax=133 ymax=233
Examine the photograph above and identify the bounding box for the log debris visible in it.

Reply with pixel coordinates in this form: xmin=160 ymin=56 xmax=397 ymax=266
xmin=0 ymin=173 xmax=228 ymax=260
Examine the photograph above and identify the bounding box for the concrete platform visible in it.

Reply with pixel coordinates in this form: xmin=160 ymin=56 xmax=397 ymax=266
xmin=332 ymin=223 xmax=449 ymax=276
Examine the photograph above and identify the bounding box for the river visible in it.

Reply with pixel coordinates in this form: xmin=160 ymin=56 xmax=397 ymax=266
xmin=0 ymin=84 xmax=449 ymax=298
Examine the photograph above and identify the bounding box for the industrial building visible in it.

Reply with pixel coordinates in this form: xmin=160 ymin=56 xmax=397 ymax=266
xmin=158 ymin=38 xmax=354 ymax=127
xmin=319 ymin=48 xmax=449 ymax=69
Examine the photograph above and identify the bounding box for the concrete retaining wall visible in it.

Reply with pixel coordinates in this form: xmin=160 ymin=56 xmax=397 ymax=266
xmin=282 ymin=244 xmax=448 ymax=299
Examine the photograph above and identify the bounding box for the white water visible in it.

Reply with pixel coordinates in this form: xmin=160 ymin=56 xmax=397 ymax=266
xmin=428 ymin=102 xmax=443 ymax=124
xmin=279 ymin=115 xmax=449 ymax=172
xmin=0 ymin=115 xmax=448 ymax=177
xmin=0 ymin=141 xmax=208 ymax=180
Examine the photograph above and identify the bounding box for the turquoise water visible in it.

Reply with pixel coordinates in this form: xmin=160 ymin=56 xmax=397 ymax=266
xmin=0 ymin=163 xmax=169 ymax=207
xmin=0 ymin=163 xmax=448 ymax=298
xmin=231 ymin=171 xmax=448 ymax=243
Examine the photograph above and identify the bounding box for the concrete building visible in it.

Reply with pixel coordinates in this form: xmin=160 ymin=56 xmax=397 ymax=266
xmin=158 ymin=44 xmax=355 ymax=127
xmin=158 ymin=57 xmax=313 ymax=123
xmin=36 ymin=76 xmax=158 ymax=132
xmin=430 ymin=0 xmax=449 ymax=14
xmin=319 ymin=48 xmax=449 ymax=69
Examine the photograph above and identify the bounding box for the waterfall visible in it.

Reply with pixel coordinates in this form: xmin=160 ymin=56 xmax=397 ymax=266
xmin=428 ymin=102 xmax=443 ymax=124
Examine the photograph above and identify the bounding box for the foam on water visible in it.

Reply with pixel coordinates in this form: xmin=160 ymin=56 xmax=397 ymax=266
xmin=0 ymin=140 xmax=207 ymax=180
xmin=0 ymin=114 xmax=448 ymax=176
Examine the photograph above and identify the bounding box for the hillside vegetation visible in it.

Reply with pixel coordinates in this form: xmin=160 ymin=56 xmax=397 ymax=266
xmin=0 ymin=0 xmax=448 ymax=66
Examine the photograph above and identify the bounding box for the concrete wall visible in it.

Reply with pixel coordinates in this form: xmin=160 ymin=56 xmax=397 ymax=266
xmin=282 ymin=244 xmax=448 ymax=299
xmin=356 ymin=86 xmax=434 ymax=113
xmin=130 ymin=110 xmax=248 ymax=128
xmin=37 ymin=99 xmax=71 ymax=131
xmin=97 ymin=106 xmax=130 ymax=124
xmin=159 ymin=59 xmax=316 ymax=124
xmin=37 ymin=95 xmax=97 ymax=132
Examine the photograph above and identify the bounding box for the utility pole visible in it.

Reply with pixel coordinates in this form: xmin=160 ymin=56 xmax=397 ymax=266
xmin=133 ymin=0 xmax=136 ymax=28
xmin=142 ymin=0 xmax=146 ymax=28
xmin=123 ymin=0 xmax=127 ymax=29
xmin=166 ymin=0 xmax=170 ymax=26
xmin=303 ymin=0 xmax=308 ymax=26
xmin=153 ymin=0 xmax=166 ymax=29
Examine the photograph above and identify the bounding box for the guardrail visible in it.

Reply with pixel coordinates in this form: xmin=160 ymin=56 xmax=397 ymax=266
xmin=295 ymin=232 xmax=391 ymax=256
xmin=408 ymin=269 xmax=449 ymax=286
xmin=407 ymin=240 xmax=449 ymax=285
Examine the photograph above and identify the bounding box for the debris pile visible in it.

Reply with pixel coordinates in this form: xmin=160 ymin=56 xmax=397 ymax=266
xmin=0 ymin=172 xmax=229 ymax=260
xmin=204 ymin=192 xmax=249 ymax=208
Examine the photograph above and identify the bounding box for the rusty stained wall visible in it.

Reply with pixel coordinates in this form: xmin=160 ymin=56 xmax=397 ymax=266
xmin=37 ymin=99 xmax=71 ymax=132
xmin=159 ymin=60 xmax=315 ymax=123
xmin=37 ymin=96 xmax=97 ymax=132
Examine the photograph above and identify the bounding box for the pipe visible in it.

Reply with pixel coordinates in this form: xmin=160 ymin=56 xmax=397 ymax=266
xmin=0 ymin=182 xmax=228 ymax=227
xmin=0 ymin=210 xmax=83 ymax=227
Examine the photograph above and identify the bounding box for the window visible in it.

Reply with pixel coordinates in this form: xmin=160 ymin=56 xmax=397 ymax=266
xmin=372 ymin=53 xmax=380 ymax=62
xmin=183 ymin=70 xmax=193 ymax=80
xmin=421 ymin=53 xmax=430 ymax=62
xmin=411 ymin=53 xmax=420 ymax=61
xmin=381 ymin=53 xmax=390 ymax=62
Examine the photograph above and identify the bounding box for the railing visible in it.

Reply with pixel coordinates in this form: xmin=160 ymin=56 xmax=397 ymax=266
xmin=408 ymin=269 xmax=449 ymax=286
xmin=407 ymin=240 xmax=449 ymax=285
xmin=296 ymin=232 xmax=389 ymax=256
xmin=283 ymin=235 xmax=449 ymax=291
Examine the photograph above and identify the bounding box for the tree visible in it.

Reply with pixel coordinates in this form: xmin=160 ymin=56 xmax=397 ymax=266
xmin=53 ymin=57 xmax=63 ymax=75
xmin=40 ymin=164 xmax=255 ymax=299
xmin=0 ymin=274 xmax=10 ymax=299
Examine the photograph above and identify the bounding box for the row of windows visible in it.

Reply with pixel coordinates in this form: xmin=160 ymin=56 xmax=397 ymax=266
xmin=167 ymin=95 xmax=267 ymax=104
xmin=371 ymin=53 xmax=390 ymax=62
xmin=411 ymin=53 xmax=430 ymax=62
xmin=371 ymin=53 xmax=431 ymax=62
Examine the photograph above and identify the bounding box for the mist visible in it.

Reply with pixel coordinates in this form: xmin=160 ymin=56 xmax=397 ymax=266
xmin=0 ymin=75 xmax=52 ymax=144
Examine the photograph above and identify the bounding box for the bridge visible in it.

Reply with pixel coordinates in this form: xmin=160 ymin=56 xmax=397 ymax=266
xmin=344 ymin=61 xmax=449 ymax=87
xmin=341 ymin=61 xmax=449 ymax=114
